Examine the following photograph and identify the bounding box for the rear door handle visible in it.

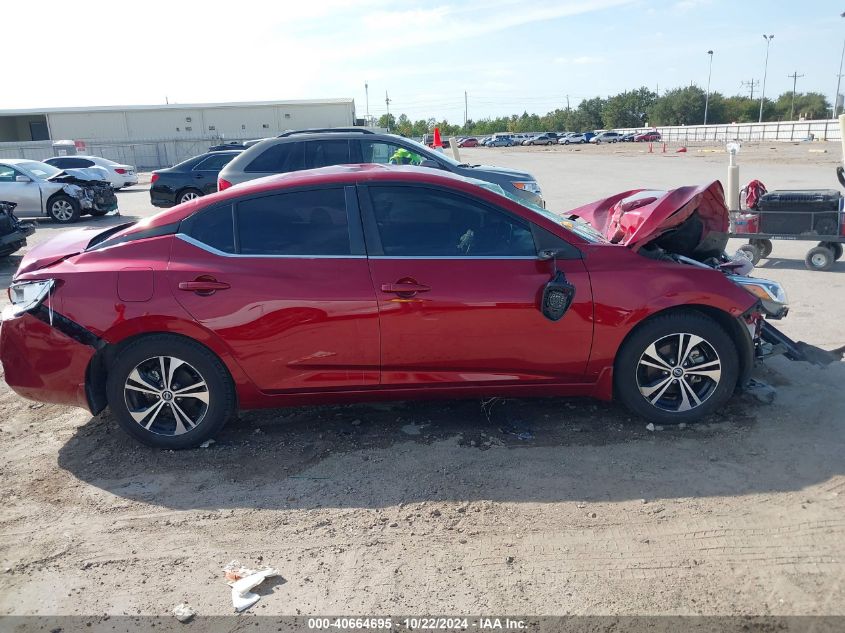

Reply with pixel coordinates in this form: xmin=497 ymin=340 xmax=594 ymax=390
xmin=179 ymin=278 xmax=230 ymax=293
xmin=381 ymin=282 xmax=431 ymax=294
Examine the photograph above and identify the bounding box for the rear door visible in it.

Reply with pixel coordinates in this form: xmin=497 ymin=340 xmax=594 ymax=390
xmin=168 ymin=185 xmax=380 ymax=392
xmin=191 ymin=153 xmax=238 ymax=194
xmin=360 ymin=184 xmax=594 ymax=387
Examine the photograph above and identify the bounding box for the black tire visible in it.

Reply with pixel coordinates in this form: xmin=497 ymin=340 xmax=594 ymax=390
xmin=89 ymin=209 xmax=109 ymax=217
xmin=613 ymin=311 xmax=739 ymax=424
xmin=47 ymin=194 xmax=81 ymax=224
xmin=805 ymin=246 xmax=835 ymax=271
xmin=177 ymin=188 xmax=203 ymax=205
xmin=738 ymin=243 xmax=761 ymax=265
xmin=564 ymin=140 xmax=570 ymax=145
xmin=614 ymin=312 xmax=739 ymax=425
xmin=819 ymin=241 xmax=843 ymax=261
xmin=106 ymin=334 xmax=236 ymax=449
xmin=751 ymin=239 xmax=773 ymax=258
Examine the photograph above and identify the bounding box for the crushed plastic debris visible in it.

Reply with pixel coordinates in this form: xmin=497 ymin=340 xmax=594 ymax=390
xmin=172 ymin=602 xmax=195 ymax=622
xmin=645 ymin=423 xmax=665 ymax=432
xmin=199 ymin=439 xmax=215 ymax=448
xmin=746 ymin=378 xmax=776 ymax=404
xmin=223 ymin=560 xmax=279 ymax=612
xmin=500 ymin=422 xmax=534 ymax=441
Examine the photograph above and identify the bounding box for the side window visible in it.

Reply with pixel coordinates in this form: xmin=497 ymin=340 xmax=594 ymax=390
xmin=368 ymin=186 xmax=536 ymax=257
xmin=303 ymin=140 xmax=350 ymax=169
xmin=182 ymin=205 xmax=235 ymax=254
xmin=361 ymin=141 xmax=405 ymax=164
xmin=61 ymin=157 xmax=93 ymax=168
xmin=245 ymin=142 xmax=305 ymax=173
xmin=237 ymin=188 xmax=350 ymax=256
xmin=0 ymin=166 xmax=16 ymax=182
xmin=194 ymin=153 xmax=236 ymax=171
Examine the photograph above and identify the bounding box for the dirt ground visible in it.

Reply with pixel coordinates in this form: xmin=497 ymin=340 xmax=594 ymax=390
xmin=0 ymin=142 xmax=843 ymax=621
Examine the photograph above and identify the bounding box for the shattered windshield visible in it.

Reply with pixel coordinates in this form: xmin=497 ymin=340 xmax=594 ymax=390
xmin=472 ymin=180 xmax=609 ymax=244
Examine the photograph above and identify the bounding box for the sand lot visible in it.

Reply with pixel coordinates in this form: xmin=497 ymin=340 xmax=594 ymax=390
xmin=0 ymin=141 xmax=842 ymax=621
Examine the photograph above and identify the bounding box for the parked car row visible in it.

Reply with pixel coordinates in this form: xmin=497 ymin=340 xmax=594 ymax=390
xmin=473 ymin=130 xmax=663 ymax=147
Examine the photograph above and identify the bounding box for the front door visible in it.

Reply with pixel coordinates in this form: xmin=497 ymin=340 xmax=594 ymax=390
xmin=169 ymin=186 xmax=380 ymax=392
xmin=0 ymin=165 xmax=42 ymax=215
xmin=360 ymin=184 xmax=594 ymax=387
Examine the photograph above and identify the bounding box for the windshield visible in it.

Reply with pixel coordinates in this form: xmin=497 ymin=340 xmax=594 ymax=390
xmin=18 ymin=161 xmax=62 ymax=180
xmin=472 ymin=180 xmax=608 ymax=244
xmin=400 ymin=137 xmax=463 ymax=167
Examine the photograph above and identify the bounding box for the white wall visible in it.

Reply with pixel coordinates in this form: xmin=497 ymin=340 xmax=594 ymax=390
xmin=615 ymin=119 xmax=841 ymax=142
xmin=44 ymin=102 xmax=355 ymax=142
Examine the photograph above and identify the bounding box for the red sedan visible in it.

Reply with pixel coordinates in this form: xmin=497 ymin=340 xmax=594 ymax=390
xmin=458 ymin=138 xmax=479 ymax=148
xmin=2 ymin=165 xmax=791 ymax=448
xmin=635 ymin=130 xmax=662 ymax=142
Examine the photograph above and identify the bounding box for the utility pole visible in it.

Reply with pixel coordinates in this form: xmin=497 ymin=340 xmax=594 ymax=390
xmin=364 ymin=81 xmax=369 ymax=126
xmin=742 ymin=79 xmax=760 ymax=100
xmin=787 ymin=71 xmax=804 ymax=120
xmin=759 ymin=34 xmax=774 ymax=122
xmin=565 ymin=94 xmax=570 ymax=111
xmin=385 ymin=91 xmax=391 ymax=131
xmin=464 ymin=90 xmax=468 ymax=129
xmin=704 ymin=50 xmax=714 ymax=125
xmin=834 ymin=13 xmax=845 ymax=117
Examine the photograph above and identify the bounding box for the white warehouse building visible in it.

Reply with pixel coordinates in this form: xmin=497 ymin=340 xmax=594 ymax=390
xmin=0 ymin=98 xmax=357 ymax=143
xmin=0 ymin=98 xmax=358 ymax=168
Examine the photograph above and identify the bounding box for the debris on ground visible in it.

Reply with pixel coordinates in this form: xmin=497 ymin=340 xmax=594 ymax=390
xmin=401 ymin=423 xmax=422 ymax=436
xmin=646 ymin=423 xmax=664 ymax=432
xmin=223 ymin=561 xmax=280 ymax=612
xmin=172 ymin=602 xmax=195 ymax=622
xmin=746 ymin=379 xmax=777 ymax=404
xmin=199 ymin=439 xmax=215 ymax=448
xmin=499 ymin=420 xmax=534 ymax=441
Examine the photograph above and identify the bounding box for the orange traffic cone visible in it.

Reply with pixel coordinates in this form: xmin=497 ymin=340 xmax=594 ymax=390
xmin=676 ymin=146 xmax=687 ymax=153
xmin=433 ymin=127 xmax=443 ymax=149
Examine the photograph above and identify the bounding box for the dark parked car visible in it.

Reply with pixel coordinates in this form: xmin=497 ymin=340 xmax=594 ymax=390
xmin=150 ymin=151 xmax=242 ymax=207
xmin=620 ymin=132 xmax=638 ymax=142
xmin=2 ymin=166 xmax=797 ymax=448
xmin=0 ymin=201 xmax=34 ymax=257
xmin=219 ymin=128 xmax=544 ymax=207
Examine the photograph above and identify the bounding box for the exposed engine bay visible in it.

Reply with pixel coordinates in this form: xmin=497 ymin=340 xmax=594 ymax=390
xmin=48 ymin=168 xmax=118 ymax=213
xmin=0 ymin=201 xmax=35 ymax=257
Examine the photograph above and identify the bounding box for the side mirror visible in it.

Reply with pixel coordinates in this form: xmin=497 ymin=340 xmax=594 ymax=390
xmin=537 ymin=248 xmax=569 ymax=260
xmin=15 ymin=175 xmax=31 ymax=183
xmin=419 ymin=159 xmax=442 ymax=170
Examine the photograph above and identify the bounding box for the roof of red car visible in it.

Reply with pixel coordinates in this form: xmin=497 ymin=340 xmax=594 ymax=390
xmin=135 ymin=164 xmax=479 ymax=231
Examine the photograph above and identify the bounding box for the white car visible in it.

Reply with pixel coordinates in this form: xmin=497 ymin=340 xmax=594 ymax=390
xmin=44 ymin=155 xmax=138 ymax=189
xmin=0 ymin=159 xmax=118 ymax=223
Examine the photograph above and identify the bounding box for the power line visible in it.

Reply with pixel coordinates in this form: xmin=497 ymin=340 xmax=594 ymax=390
xmin=741 ymin=78 xmax=760 ymax=100
xmin=787 ymin=71 xmax=804 ymax=120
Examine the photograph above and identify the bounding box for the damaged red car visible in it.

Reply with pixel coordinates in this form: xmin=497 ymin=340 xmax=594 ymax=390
xmin=1 ymin=165 xmax=797 ymax=448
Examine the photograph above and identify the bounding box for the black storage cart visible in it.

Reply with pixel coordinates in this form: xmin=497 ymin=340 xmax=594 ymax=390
xmin=730 ymin=189 xmax=845 ymax=271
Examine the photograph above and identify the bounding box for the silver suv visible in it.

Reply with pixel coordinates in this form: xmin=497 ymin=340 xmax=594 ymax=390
xmin=218 ymin=128 xmax=544 ymax=207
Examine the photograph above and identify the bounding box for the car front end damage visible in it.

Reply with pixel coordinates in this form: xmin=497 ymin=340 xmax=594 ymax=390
xmin=0 ymin=201 xmax=34 ymax=257
xmin=571 ymin=181 xmax=843 ymax=375
xmin=48 ymin=168 xmax=118 ymax=214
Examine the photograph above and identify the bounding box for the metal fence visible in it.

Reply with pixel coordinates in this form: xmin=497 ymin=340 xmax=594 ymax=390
xmin=0 ymin=137 xmax=254 ymax=170
xmin=616 ymin=119 xmax=842 ymax=143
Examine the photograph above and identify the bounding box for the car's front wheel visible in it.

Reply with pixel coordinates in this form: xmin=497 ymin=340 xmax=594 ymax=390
xmin=614 ymin=312 xmax=738 ymax=424
xmin=47 ymin=195 xmax=80 ymax=223
xmin=106 ymin=335 xmax=235 ymax=448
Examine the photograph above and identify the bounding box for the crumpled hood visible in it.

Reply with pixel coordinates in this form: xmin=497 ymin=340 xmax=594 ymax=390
xmin=569 ymin=180 xmax=729 ymax=252
xmin=14 ymin=225 xmax=111 ymax=277
xmin=47 ymin=167 xmax=110 ymax=184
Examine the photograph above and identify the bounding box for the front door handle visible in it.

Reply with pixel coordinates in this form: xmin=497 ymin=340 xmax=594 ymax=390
xmin=179 ymin=277 xmax=230 ymax=294
xmin=381 ymin=281 xmax=431 ymax=295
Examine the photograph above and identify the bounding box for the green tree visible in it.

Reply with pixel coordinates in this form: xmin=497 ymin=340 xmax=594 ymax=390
xmin=648 ymin=86 xmax=706 ymax=125
xmin=377 ymin=113 xmax=396 ymax=130
xmin=773 ymin=91 xmax=830 ymax=120
xmin=601 ymin=87 xmax=656 ymax=128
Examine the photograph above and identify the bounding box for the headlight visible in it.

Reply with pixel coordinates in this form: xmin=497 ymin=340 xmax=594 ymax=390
xmin=512 ymin=181 xmax=542 ymax=195
xmin=732 ymin=276 xmax=788 ymax=318
xmin=8 ymin=279 xmax=54 ymax=315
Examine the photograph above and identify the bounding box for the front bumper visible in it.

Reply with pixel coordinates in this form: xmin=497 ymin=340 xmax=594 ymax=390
xmin=0 ymin=307 xmax=96 ymax=412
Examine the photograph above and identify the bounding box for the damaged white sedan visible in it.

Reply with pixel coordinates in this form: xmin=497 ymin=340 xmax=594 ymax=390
xmin=0 ymin=159 xmax=118 ymax=224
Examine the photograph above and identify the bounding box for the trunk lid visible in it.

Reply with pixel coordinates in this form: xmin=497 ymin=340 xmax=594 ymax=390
xmin=569 ymin=180 xmax=729 ymax=257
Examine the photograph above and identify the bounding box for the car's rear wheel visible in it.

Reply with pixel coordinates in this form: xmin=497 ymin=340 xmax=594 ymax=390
xmin=805 ymin=246 xmax=835 ymax=271
xmin=178 ymin=188 xmax=203 ymax=204
xmin=47 ymin=195 xmax=80 ymax=223
xmin=106 ymin=335 xmax=235 ymax=449
xmin=614 ymin=312 xmax=739 ymax=425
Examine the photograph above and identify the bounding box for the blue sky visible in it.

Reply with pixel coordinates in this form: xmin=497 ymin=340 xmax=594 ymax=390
xmin=6 ymin=0 xmax=844 ymax=122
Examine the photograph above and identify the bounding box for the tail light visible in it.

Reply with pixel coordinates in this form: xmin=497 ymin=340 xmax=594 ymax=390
xmin=218 ymin=178 xmax=232 ymax=191
xmin=150 ymin=173 xmax=159 ymax=184
xmin=114 ymin=168 xmax=127 ymax=174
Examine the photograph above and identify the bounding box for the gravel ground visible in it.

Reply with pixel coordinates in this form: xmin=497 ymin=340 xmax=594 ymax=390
xmin=0 ymin=142 xmax=842 ymax=620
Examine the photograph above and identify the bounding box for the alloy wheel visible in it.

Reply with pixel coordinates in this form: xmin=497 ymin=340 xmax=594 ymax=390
xmin=180 ymin=191 xmax=200 ymax=203
xmin=123 ymin=356 xmax=210 ymax=436
xmin=52 ymin=200 xmax=74 ymax=221
xmin=636 ymin=333 xmax=721 ymax=412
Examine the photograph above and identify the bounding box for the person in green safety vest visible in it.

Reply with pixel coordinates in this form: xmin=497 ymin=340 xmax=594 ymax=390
xmin=388 ymin=147 xmax=423 ymax=165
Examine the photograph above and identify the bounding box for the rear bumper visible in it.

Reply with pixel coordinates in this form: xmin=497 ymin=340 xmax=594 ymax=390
xmin=0 ymin=307 xmax=96 ymax=412
xmin=149 ymin=186 xmax=176 ymax=208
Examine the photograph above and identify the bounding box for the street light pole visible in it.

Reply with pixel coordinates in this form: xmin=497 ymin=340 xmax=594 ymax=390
xmin=759 ymin=34 xmax=774 ymax=123
xmin=364 ymin=81 xmax=369 ymax=126
xmin=704 ymin=50 xmax=714 ymax=125
xmin=835 ymin=39 xmax=845 ymax=117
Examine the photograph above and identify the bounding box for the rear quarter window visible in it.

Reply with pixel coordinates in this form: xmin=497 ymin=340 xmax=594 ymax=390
xmin=245 ymin=142 xmax=304 ymax=173
xmin=180 ymin=204 xmax=235 ymax=253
